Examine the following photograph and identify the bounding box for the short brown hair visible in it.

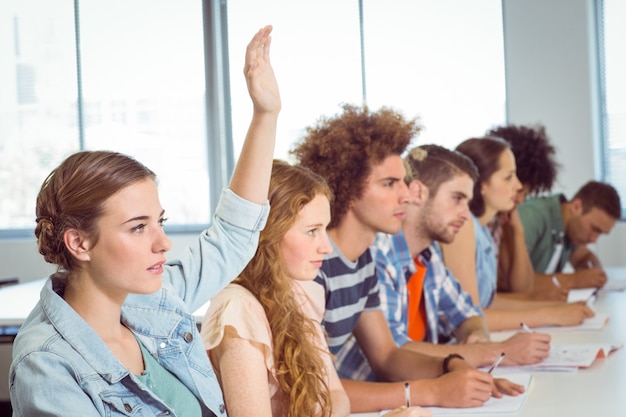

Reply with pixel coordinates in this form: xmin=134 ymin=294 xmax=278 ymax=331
xmin=572 ymin=180 xmax=621 ymax=219
xmin=404 ymin=144 xmax=478 ymax=196
xmin=292 ymin=104 xmax=421 ymax=228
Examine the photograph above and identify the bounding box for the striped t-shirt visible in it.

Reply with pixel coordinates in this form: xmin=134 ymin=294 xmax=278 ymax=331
xmin=314 ymin=239 xmax=380 ymax=379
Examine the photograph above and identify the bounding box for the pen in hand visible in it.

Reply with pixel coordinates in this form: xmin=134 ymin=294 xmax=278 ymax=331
xmin=552 ymin=275 xmax=561 ymax=288
xmin=487 ymin=352 xmax=506 ymax=373
xmin=520 ymin=322 xmax=534 ymax=333
xmin=404 ymin=382 xmax=411 ymax=407
xmin=585 ymin=287 xmax=600 ymax=304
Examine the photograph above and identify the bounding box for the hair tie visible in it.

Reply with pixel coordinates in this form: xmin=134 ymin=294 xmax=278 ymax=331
xmin=409 ymin=147 xmax=428 ymax=161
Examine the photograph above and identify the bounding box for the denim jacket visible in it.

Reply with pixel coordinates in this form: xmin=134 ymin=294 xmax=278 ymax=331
xmin=10 ymin=188 xmax=269 ymax=417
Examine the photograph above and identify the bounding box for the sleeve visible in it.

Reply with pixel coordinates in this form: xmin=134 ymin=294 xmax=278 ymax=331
xmin=375 ymin=240 xmax=411 ymax=346
xmin=10 ymin=352 xmax=101 ymax=417
xmin=518 ymin=200 xmax=548 ymax=255
xmin=200 ymin=285 xmax=274 ymax=375
xmin=163 ymin=188 xmax=270 ymax=312
xmin=364 ymin=246 xmax=382 ymax=311
xmin=437 ymin=269 xmax=483 ymax=335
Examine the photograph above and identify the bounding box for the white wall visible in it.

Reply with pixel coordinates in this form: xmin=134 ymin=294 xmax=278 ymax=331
xmin=502 ymin=0 xmax=625 ymax=266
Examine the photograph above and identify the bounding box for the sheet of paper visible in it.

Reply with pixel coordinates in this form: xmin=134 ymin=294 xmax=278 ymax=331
xmin=422 ymin=373 xmax=532 ymax=415
xmin=602 ymin=279 xmax=626 ymax=292
xmin=567 ymin=287 xmax=599 ymax=303
xmin=499 ymin=343 xmax=622 ymax=371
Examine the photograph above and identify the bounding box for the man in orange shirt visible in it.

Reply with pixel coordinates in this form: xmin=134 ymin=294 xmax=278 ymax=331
xmin=361 ymin=144 xmax=552 ymax=370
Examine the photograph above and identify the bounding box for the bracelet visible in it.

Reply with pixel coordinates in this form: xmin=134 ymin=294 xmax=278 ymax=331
xmin=442 ymin=353 xmax=464 ymax=374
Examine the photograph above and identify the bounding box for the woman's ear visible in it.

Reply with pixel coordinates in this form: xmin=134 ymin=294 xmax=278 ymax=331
xmin=63 ymin=229 xmax=92 ymax=262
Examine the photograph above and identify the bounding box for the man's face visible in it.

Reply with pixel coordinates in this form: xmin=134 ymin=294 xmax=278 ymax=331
xmin=567 ymin=203 xmax=616 ymax=245
xmin=350 ymin=155 xmax=409 ymax=235
xmin=419 ymin=174 xmax=474 ymax=244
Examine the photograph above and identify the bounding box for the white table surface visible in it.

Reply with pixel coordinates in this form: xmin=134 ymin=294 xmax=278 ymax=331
xmin=2 ymin=270 xmax=626 ymax=416
xmin=351 ymin=267 xmax=626 ymax=417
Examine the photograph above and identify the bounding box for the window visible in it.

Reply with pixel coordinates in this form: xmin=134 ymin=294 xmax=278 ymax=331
xmin=0 ymin=1 xmax=77 ymax=230
xmin=227 ymin=0 xmax=505 ymax=159
xmin=1 ymin=0 xmax=506 ymax=233
xmin=0 ymin=0 xmax=209 ymax=233
xmin=598 ymin=0 xmax=626 ymax=216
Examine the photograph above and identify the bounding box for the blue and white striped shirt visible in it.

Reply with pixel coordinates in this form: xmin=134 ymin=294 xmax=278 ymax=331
xmin=314 ymin=238 xmax=380 ymax=379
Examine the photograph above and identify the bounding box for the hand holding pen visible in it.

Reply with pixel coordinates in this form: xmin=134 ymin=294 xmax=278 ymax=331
xmin=487 ymin=352 xmax=506 ymax=373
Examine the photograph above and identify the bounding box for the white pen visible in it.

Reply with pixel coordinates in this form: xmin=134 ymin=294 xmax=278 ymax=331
xmin=487 ymin=352 xmax=506 ymax=373
xmin=520 ymin=322 xmax=534 ymax=333
xmin=552 ymin=275 xmax=561 ymax=288
xmin=404 ymin=382 xmax=411 ymax=407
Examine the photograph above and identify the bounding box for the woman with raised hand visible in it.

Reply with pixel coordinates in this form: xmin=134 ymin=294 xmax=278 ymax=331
xmin=10 ymin=25 xmax=280 ymax=417
xmin=202 ymin=160 xmax=431 ymax=417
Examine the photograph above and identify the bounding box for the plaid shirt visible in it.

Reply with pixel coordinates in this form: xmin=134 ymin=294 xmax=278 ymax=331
xmin=338 ymin=232 xmax=483 ymax=381
xmin=376 ymin=231 xmax=482 ymax=345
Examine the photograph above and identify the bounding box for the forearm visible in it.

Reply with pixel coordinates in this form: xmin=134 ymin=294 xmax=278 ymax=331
xmin=375 ymin=348 xmax=443 ymax=381
xmin=503 ymin=232 xmax=535 ymax=293
xmin=483 ymin=306 xmax=560 ymax=331
xmin=402 ymin=339 xmax=502 ymax=369
xmin=229 ymin=112 xmax=278 ymax=204
xmin=569 ymin=246 xmax=599 ymax=270
xmin=454 ymin=316 xmax=490 ymax=344
xmin=329 ymin=389 xmax=351 ymax=417
xmin=341 ymin=379 xmax=440 ymax=412
xmin=491 ymin=293 xmax=561 ymax=310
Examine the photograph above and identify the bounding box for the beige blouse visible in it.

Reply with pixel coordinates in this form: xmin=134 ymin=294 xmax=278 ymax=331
xmin=201 ymin=280 xmax=330 ymax=416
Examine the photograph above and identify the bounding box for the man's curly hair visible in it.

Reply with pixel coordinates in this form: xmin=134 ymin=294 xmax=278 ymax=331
xmin=486 ymin=124 xmax=559 ymax=195
xmin=291 ymin=104 xmax=421 ymax=229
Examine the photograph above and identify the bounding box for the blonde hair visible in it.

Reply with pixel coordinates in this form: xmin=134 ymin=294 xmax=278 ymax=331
xmin=235 ymin=160 xmax=334 ymax=417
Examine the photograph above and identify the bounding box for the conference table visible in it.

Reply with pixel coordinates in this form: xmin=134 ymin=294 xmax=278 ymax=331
xmin=350 ymin=267 xmax=626 ymax=417
xmin=1 ymin=269 xmax=626 ymax=416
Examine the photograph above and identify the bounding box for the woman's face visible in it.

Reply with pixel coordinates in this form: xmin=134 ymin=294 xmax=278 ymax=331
xmin=82 ymin=178 xmax=172 ymax=297
xmin=481 ymin=149 xmax=522 ymax=213
xmin=279 ymin=193 xmax=332 ymax=281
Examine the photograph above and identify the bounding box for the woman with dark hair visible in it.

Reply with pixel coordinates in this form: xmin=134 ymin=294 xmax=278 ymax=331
xmin=439 ymin=137 xmax=594 ymax=332
xmin=202 ymin=160 xmax=431 ymax=417
xmin=485 ymin=124 xmax=565 ymax=298
xmin=10 ymin=26 xmax=280 ymax=417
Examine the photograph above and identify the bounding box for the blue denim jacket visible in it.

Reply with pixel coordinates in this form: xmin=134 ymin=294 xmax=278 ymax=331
xmin=9 ymin=188 xmax=269 ymax=417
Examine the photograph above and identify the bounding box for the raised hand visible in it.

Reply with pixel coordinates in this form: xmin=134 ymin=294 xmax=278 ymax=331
xmin=244 ymin=25 xmax=281 ymax=115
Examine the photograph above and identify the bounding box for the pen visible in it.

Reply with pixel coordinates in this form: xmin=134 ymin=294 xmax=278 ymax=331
xmin=552 ymin=275 xmax=561 ymax=288
xmin=586 ymin=287 xmax=600 ymax=304
xmin=404 ymin=382 xmax=411 ymax=407
xmin=487 ymin=352 xmax=506 ymax=373
xmin=520 ymin=322 xmax=534 ymax=333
